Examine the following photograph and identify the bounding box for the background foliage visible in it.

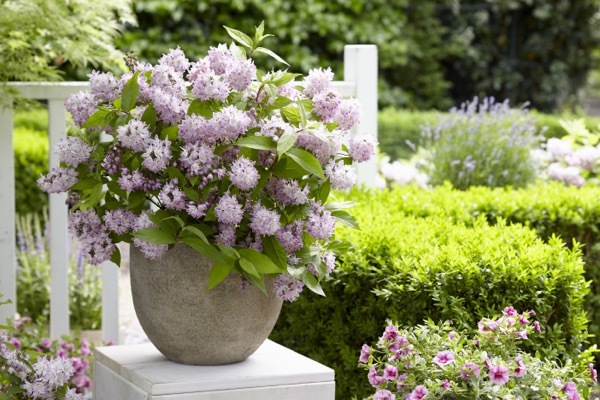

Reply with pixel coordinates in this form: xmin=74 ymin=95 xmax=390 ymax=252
xmin=117 ymin=0 xmax=600 ymax=111
xmin=271 ymin=191 xmax=591 ymax=399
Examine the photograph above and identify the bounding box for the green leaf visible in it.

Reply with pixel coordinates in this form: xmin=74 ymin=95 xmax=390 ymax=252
xmin=272 ymin=97 xmax=293 ymax=109
xmin=286 ymin=148 xmax=325 ymax=179
xmin=187 ymin=99 xmax=214 ymax=118
xmin=216 ymin=244 xmax=240 ymax=260
xmin=262 ymin=236 xmax=288 ymax=270
xmin=184 ymin=187 xmax=200 ymax=202
xmin=238 ymin=248 xmax=284 ymax=274
xmin=277 ymin=132 xmax=297 ymax=158
xmin=223 ymin=25 xmax=253 ymax=48
xmin=207 ymin=262 xmax=234 ymax=290
xmin=324 ymin=201 xmax=355 ymax=211
xmin=71 ymin=176 xmax=100 ymax=191
xmin=331 ymin=210 xmax=360 ymax=230
xmin=236 ymin=136 xmax=277 ymax=150
xmin=148 ymin=210 xmax=181 ymax=237
xmin=254 ymin=47 xmax=289 ymax=66
xmin=254 ymin=21 xmax=265 ymax=43
xmin=110 ymin=245 xmax=121 ymax=267
xmin=239 ymin=258 xmax=259 ymax=277
xmin=181 ymin=236 xmax=229 ymax=265
xmin=303 ymin=273 xmax=325 ymax=296
xmin=82 ymin=108 xmax=110 ymax=129
xmin=181 ymin=225 xmax=209 ymax=243
xmin=122 ymin=71 xmax=140 ymax=112
xmin=162 ymin=126 xmax=178 ymax=141
xmin=166 ymin=166 xmax=185 ymax=182
xmin=132 ymin=227 xmax=176 ymax=244
xmin=127 ymin=191 xmax=146 ymax=210
xmin=244 ymin=273 xmax=267 ymax=295
xmin=272 ymin=157 xmax=307 ymax=179
xmin=142 ymin=104 xmax=157 ymax=127
xmin=272 ymin=73 xmax=301 ymax=86
xmin=81 ymin=183 xmax=103 ymax=209
xmin=281 ymin=106 xmax=301 ymax=124
xmin=314 ymin=179 xmax=331 ymax=204
xmin=107 ymin=180 xmax=126 ymax=198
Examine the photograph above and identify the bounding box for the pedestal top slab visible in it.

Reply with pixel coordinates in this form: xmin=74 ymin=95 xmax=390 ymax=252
xmin=94 ymin=340 xmax=334 ymax=396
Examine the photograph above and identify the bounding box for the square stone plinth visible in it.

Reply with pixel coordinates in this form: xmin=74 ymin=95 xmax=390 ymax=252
xmin=93 ymin=340 xmax=335 ymax=400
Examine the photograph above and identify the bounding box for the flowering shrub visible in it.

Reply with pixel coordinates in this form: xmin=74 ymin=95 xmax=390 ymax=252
xmin=0 ymin=300 xmax=91 ymax=399
xmin=37 ymin=23 xmax=376 ymax=301
xmin=532 ymin=119 xmax=600 ymax=187
xmin=360 ymin=307 xmax=596 ymax=400
xmin=16 ymin=213 xmax=101 ymax=330
xmin=420 ymin=97 xmax=540 ymax=190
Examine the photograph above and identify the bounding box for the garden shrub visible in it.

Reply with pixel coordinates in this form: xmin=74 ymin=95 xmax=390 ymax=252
xmin=271 ymin=199 xmax=590 ymax=399
xmin=343 ymin=183 xmax=600 ymax=352
xmin=420 ymin=97 xmax=540 ymax=189
xmin=13 ymin=108 xmax=49 ymax=216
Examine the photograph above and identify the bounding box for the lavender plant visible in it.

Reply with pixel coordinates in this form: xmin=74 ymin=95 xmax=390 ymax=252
xmin=420 ymin=97 xmax=540 ymax=190
xmin=37 ymin=23 xmax=376 ymax=302
xmin=16 ymin=214 xmax=102 ymax=330
xmin=0 ymin=298 xmax=86 ymax=399
xmin=359 ymin=307 xmax=596 ymax=400
xmin=531 ymin=119 xmax=600 ymax=187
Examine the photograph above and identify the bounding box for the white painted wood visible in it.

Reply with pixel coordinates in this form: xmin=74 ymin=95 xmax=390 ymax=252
xmin=94 ymin=340 xmax=335 ymax=400
xmin=344 ymin=45 xmax=379 ymax=187
xmin=0 ymin=107 xmax=16 ymax=324
xmin=7 ymin=82 xmax=88 ymax=100
xmin=94 ymin=362 xmax=147 ymax=400
xmin=330 ymin=81 xmax=356 ymax=98
xmin=48 ymin=99 xmax=70 ymax=339
xmin=101 ymin=261 xmax=120 ymax=344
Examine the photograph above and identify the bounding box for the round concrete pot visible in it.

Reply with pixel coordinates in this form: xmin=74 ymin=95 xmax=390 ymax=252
xmin=130 ymin=244 xmax=283 ymax=365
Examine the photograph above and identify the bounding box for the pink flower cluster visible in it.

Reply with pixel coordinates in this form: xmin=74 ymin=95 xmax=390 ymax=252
xmin=38 ymin=31 xmax=377 ymax=301
xmin=360 ymin=307 xmax=596 ymax=399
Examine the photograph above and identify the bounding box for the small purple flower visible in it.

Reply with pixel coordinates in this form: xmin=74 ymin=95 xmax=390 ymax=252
xmin=373 ymin=389 xmax=395 ymax=400
xmin=229 ymin=156 xmax=260 ymax=191
xmin=9 ymin=337 xmax=21 ymax=349
xmin=515 ymin=329 xmax=528 ymax=340
xmin=533 ymin=321 xmax=541 ymax=333
xmin=56 ymin=136 xmax=93 ymax=167
xmin=368 ymin=367 xmax=384 ymax=387
xmin=249 ymin=205 xmax=280 ymax=236
xmin=65 ymin=91 xmax=97 ymax=127
xmin=215 ymin=193 xmax=244 ymax=225
xmin=563 ymin=381 xmax=580 ymax=400
xmin=158 ymin=47 xmax=190 ymax=75
xmin=158 ymin=180 xmax=187 ymax=211
xmin=359 ymin=344 xmax=371 ymax=364
xmin=332 ymin=98 xmax=362 ymax=131
xmin=440 ymin=379 xmax=451 ymax=389
xmin=503 ymin=306 xmax=518 ymax=316
xmin=324 ymin=161 xmax=356 ymax=190
xmin=273 ymin=274 xmax=304 ymax=302
xmin=40 ymin=338 xmax=52 ymax=349
xmin=382 ymin=365 xmax=398 ymax=381
xmin=38 ymin=167 xmax=78 ymax=193
xmin=590 ymin=363 xmax=597 ymax=382
xmin=518 ymin=314 xmax=529 ymax=325
xmin=513 ymin=355 xmax=526 ymax=378
xmin=142 ymin=137 xmax=172 ymax=172
xmin=88 ymin=71 xmax=120 ymax=102
xmin=433 ymin=350 xmax=455 ymax=367
xmin=348 ymin=133 xmax=377 ymax=163
xmin=407 ymin=385 xmax=428 ymax=400
xmin=488 ymin=363 xmax=510 ymax=385
xmin=460 ymin=362 xmax=480 ymax=380
xmin=305 ymin=202 xmax=335 ymax=240
xmin=303 ymin=67 xmax=334 ymax=99
xmin=117 ymin=120 xmax=151 ymax=152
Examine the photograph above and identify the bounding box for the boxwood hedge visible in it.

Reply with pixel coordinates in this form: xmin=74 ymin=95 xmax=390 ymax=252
xmin=270 ymin=191 xmax=591 ymax=399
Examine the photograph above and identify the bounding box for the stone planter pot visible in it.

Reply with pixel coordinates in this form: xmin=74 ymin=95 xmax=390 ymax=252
xmin=130 ymin=244 xmax=283 ymax=365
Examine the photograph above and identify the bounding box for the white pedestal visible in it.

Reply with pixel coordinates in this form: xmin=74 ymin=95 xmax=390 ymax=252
xmin=93 ymin=340 xmax=335 ymax=400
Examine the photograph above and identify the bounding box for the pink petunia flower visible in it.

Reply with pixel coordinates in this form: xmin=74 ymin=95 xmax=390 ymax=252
xmin=513 ymin=355 xmax=526 ymax=378
xmin=433 ymin=350 xmax=455 ymax=367
xmin=407 ymin=385 xmax=428 ymax=400
xmin=488 ymin=363 xmax=510 ymax=385
xmin=373 ymin=389 xmax=395 ymax=400
xmin=503 ymin=306 xmax=518 ymax=316
xmin=460 ymin=362 xmax=481 ymax=380
xmin=590 ymin=363 xmax=598 ymax=382
xmin=359 ymin=344 xmax=371 ymax=363
xmin=383 ymin=365 xmax=398 ymax=381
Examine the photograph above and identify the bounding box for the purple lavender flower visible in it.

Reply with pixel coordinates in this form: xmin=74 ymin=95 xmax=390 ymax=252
xmin=186 ymin=202 xmax=208 ymax=219
xmin=88 ymin=71 xmax=120 ymax=103
xmin=189 ymin=59 xmax=231 ymax=103
xmin=38 ymin=167 xmax=78 ymax=193
xmin=312 ymin=90 xmax=342 ymax=121
xmin=142 ymin=137 xmax=172 ymax=172
xmin=224 ymin=57 xmax=256 ymax=92
xmin=55 ymin=136 xmax=93 ymax=167
xmin=249 ymin=205 xmax=280 ymax=236
xmin=266 ymin=179 xmax=309 ymax=205
xmin=273 ymin=274 xmax=304 ymax=301
xmin=158 ymin=180 xmax=187 ymax=211
xmin=296 ymin=128 xmax=343 ymax=164
xmin=348 ymin=133 xmax=377 ymax=163
xmin=117 ymin=120 xmax=151 ymax=152
xmin=102 ymin=208 xmax=137 ymax=234
xmin=179 ymin=114 xmax=212 ymax=144
xmin=132 ymin=212 xmax=169 ymax=259
xmin=229 ymin=156 xmax=260 ymax=191
xmin=305 ymin=202 xmax=335 ymax=240
xmin=215 ymin=193 xmax=244 ymax=225
xmin=215 ymin=224 xmax=236 ymax=246
xmin=118 ymin=168 xmax=146 ymax=192
xmin=303 ymin=67 xmax=334 ymax=98
xmin=158 ymin=47 xmax=190 ymax=75
xmin=259 ymin=115 xmax=295 ymax=139
xmin=65 ymin=91 xmax=97 ymax=127
xmin=209 ymin=106 xmax=252 ymax=141
xmin=208 ymin=44 xmax=234 ymax=75
xmin=275 ymin=221 xmax=304 ymax=253
xmin=325 ymin=161 xmax=356 ymax=190
xmin=151 ymin=64 xmax=187 ymax=99
xmin=150 ymin=88 xmax=187 ymax=125
xmin=333 ymin=98 xmax=362 ymax=131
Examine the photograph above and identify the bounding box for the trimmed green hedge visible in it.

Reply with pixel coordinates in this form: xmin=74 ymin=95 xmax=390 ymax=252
xmin=270 ymin=191 xmax=590 ymax=399
xmin=378 ymin=109 xmax=600 ymax=160
xmin=14 ymin=108 xmax=49 ymax=215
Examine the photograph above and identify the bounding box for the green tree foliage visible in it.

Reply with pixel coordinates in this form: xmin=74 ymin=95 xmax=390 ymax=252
xmin=0 ymin=0 xmax=136 ymax=104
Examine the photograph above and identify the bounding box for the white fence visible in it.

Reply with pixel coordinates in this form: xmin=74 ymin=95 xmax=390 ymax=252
xmin=0 ymin=44 xmax=377 ymax=344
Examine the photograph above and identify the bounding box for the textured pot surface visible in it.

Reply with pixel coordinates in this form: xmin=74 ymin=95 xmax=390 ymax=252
xmin=130 ymin=244 xmax=283 ymax=365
